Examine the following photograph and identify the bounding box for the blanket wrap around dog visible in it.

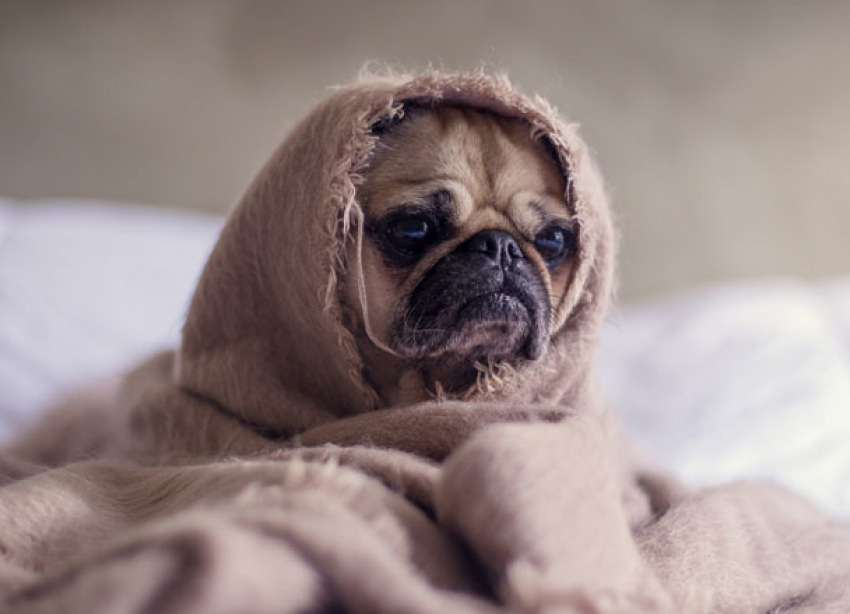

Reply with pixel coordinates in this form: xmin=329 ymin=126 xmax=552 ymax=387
xmin=1 ymin=71 xmax=849 ymax=613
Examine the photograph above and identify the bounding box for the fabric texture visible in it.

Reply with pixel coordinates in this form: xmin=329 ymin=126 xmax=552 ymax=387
xmin=1 ymin=70 xmax=849 ymax=613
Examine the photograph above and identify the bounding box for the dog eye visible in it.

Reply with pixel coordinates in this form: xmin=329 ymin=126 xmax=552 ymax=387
xmin=534 ymin=226 xmax=576 ymax=264
xmin=386 ymin=216 xmax=434 ymax=255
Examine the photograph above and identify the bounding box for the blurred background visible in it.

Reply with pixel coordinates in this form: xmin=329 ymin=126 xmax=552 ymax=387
xmin=1 ymin=0 xmax=849 ymax=299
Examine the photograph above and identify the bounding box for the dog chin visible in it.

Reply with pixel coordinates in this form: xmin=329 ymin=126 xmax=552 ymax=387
xmin=393 ymin=290 xmax=546 ymax=365
xmin=434 ymin=292 xmax=532 ymax=357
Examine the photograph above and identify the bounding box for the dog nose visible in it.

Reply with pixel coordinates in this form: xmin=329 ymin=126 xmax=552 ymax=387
xmin=461 ymin=230 xmax=524 ymax=267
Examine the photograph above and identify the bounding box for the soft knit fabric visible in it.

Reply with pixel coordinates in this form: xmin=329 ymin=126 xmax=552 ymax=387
xmin=1 ymin=70 xmax=849 ymax=613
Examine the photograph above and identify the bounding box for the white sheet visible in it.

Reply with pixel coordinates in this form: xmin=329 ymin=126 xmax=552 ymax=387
xmin=0 ymin=198 xmax=222 ymax=432
xmin=1 ymin=197 xmax=848 ymax=517
xmin=599 ymin=280 xmax=850 ymax=517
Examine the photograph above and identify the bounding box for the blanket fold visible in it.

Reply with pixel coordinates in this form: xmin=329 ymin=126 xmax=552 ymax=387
xmin=2 ymin=69 xmax=849 ymax=613
xmin=438 ymin=420 xmax=660 ymax=611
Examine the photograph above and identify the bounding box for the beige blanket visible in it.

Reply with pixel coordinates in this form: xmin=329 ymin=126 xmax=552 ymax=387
xmin=2 ymin=70 xmax=849 ymax=613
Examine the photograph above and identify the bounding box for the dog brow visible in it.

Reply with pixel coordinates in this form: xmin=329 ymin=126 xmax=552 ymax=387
xmin=526 ymin=198 xmax=572 ymax=226
xmin=528 ymin=200 xmax=547 ymax=222
xmin=373 ymin=188 xmax=454 ymax=228
xmin=430 ymin=188 xmax=452 ymax=214
xmin=406 ymin=188 xmax=453 ymax=220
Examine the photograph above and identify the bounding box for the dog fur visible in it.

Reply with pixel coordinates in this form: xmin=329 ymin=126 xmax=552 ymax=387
xmin=346 ymin=105 xmax=578 ymax=405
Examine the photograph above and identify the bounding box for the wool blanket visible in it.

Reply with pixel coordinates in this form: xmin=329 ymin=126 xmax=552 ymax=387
xmin=1 ymin=70 xmax=849 ymax=613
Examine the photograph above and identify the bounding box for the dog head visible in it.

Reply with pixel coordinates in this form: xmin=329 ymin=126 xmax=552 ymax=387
xmin=179 ymin=71 xmax=614 ymax=437
xmin=345 ymin=105 xmax=578 ymax=401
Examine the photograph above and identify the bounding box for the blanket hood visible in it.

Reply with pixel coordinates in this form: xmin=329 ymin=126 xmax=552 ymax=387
xmin=176 ymin=70 xmax=616 ymax=438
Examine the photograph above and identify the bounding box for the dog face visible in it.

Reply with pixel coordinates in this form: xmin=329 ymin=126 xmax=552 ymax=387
xmin=347 ymin=105 xmax=577 ymax=401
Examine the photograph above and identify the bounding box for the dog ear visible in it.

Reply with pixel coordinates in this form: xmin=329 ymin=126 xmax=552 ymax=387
xmin=369 ymin=101 xmax=431 ymax=136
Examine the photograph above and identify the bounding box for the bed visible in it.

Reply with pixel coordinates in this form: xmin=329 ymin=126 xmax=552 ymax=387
xmin=1 ymin=196 xmax=848 ymax=518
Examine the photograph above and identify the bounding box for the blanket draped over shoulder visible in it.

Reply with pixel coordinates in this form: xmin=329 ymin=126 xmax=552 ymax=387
xmin=2 ymin=71 xmax=849 ymax=614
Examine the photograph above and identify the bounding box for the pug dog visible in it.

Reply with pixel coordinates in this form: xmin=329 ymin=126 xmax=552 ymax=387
xmin=345 ymin=105 xmax=578 ymax=405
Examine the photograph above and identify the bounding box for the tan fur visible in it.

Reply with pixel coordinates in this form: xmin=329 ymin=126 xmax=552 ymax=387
xmin=346 ymin=106 xmax=576 ymax=405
